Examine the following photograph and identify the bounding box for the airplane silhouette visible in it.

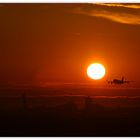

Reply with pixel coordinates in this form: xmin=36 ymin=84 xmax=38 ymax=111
xmin=107 ymin=77 xmax=131 ymax=85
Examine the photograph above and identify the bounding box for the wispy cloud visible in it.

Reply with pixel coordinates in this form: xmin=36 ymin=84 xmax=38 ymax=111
xmin=94 ymin=3 xmax=140 ymax=9
xmin=75 ymin=4 xmax=140 ymax=25
xmin=93 ymin=96 xmax=140 ymax=99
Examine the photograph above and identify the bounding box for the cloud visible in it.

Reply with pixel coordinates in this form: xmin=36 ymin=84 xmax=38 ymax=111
xmin=93 ymin=96 xmax=140 ymax=99
xmin=74 ymin=4 xmax=140 ymax=25
xmin=94 ymin=3 xmax=140 ymax=9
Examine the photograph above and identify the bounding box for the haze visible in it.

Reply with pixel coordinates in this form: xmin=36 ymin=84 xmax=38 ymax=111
xmin=1 ymin=4 xmax=140 ymax=87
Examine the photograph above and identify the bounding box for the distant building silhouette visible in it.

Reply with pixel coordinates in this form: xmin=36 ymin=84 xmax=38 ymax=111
xmin=22 ymin=93 xmax=27 ymax=111
xmin=85 ymin=96 xmax=93 ymax=111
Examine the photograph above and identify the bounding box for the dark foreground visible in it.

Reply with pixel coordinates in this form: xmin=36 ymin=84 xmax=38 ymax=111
xmin=0 ymin=85 xmax=140 ymax=136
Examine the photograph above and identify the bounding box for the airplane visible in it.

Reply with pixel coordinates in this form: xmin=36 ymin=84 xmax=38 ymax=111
xmin=107 ymin=77 xmax=131 ymax=85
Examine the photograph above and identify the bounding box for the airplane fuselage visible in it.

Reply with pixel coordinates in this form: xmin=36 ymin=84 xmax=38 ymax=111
xmin=113 ymin=79 xmax=124 ymax=84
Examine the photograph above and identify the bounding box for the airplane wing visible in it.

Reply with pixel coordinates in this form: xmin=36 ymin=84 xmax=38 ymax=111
xmin=124 ymin=81 xmax=133 ymax=83
xmin=124 ymin=81 xmax=130 ymax=83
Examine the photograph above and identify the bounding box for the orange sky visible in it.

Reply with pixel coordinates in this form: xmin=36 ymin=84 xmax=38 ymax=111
xmin=1 ymin=4 xmax=140 ymax=87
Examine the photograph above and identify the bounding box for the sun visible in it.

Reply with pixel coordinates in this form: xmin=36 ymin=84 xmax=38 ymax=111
xmin=87 ymin=63 xmax=106 ymax=80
